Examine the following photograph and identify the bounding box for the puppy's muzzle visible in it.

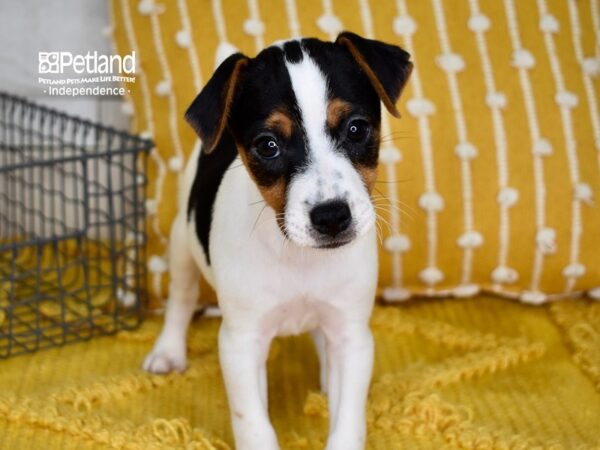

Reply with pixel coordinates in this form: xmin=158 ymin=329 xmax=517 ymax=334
xmin=310 ymin=199 xmax=353 ymax=242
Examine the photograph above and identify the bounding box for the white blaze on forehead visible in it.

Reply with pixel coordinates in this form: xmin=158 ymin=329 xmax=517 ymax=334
xmin=284 ymin=51 xmax=332 ymax=158
xmin=282 ymin=48 xmax=376 ymax=247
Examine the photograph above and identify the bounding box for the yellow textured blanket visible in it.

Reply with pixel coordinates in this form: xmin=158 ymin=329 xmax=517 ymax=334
xmin=0 ymin=295 xmax=598 ymax=449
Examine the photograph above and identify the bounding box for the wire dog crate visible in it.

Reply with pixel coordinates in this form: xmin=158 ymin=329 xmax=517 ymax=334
xmin=0 ymin=92 xmax=152 ymax=358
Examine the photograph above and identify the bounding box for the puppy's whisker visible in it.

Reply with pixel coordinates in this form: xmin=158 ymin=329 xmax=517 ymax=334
xmin=372 ymin=188 xmax=415 ymax=208
xmin=279 ymin=228 xmax=292 ymax=257
xmin=378 ymin=137 xmax=412 ymax=144
xmin=372 ymin=191 xmax=419 ymax=216
xmin=248 ymin=199 xmax=266 ymax=206
xmin=373 ymin=178 xmax=412 ymax=185
xmin=226 ymin=163 xmax=244 ymax=172
xmin=373 ymin=201 xmax=418 ymax=215
xmin=374 ymin=205 xmax=416 ymax=221
xmin=373 ymin=206 xmax=393 ymax=226
xmin=379 ymin=131 xmax=413 ymax=140
xmin=374 ymin=212 xmax=393 ymax=234
xmin=372 ymin=198 xmax=416 ymax=216
xmin=374 ymin=220 xmax=384 ymax=246
xmin=249 ymin=204 xmax=268 ymax=238
xmin=373 ymin=203 xmax=416 ymax=223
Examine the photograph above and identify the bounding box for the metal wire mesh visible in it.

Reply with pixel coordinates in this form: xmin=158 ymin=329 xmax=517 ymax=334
xmin=0 ymin=92 xmax=152 ymax=358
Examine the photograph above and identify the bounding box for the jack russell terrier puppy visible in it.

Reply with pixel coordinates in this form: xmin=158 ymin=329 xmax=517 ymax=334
xmin=143 ymin=31 xmax=412 ymax=450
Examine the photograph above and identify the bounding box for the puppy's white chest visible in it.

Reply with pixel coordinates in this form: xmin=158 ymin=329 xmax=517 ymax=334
xmin=260 ymin=298 xmax=320 ymax=337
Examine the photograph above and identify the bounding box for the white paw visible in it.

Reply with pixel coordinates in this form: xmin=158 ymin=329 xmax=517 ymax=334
xmin=319 ymin=369 xmax=328 ymax=395
xmin=325 ymin=431 xmax=365 ymax=450
xmin=234 ymin=425 xmax=279 ymax=450
xmin=142 ymin=342 xmax=187 ymax=374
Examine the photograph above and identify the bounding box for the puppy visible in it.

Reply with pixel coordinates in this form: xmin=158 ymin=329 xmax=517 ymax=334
xmin=143 ymin=32 xmax=412 ymax=450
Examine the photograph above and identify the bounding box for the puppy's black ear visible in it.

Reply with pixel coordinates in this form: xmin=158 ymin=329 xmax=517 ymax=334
xmin=335 ymin=31 xmax=412 ymax=118
xmin=185 ymin=53 xmax=249 ymax=153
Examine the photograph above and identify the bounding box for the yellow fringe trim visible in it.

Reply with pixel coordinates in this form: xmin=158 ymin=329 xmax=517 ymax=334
xmin=549 ymin=300 xmax=600 ymax=391
xmin=0 ymin=393 xmax=230 ymax=450
xmin=371 ymin=307 xmax=526 ymax=351
xmin=37 ymin=355 xmax=220 ymax=413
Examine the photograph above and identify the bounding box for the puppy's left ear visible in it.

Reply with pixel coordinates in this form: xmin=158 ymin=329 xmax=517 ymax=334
xmin=185 ymin=53 xmax=249 ymax=153
xmin=335 ymin=31 xmax=413 ymax=118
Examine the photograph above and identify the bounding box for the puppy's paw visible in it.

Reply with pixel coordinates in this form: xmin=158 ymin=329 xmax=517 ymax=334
xmin=142 ymin=342 xmax=187 ymax=374
xmin=325 ymin=431 xmax=366 ymax=450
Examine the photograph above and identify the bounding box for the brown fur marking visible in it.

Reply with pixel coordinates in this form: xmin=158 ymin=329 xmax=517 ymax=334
xmin=237 ymin=144 xmax=287 ymax=219
xmin=327 ymin=98 xmax=353 ymax=129
xmin=259 ymin=179 xmax=286 ymax=216
xmin=357 ymin=165 xmax=378 ymax=193
xmin=265 ymin=110 xmax=293 ymax=139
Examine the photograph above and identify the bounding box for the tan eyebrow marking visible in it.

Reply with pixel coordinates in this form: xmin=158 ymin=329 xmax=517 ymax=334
xmin=327 ymin=98 xmax=353 ymax=129
xmin=237 ymin=143 xmax=287 ymax=219
xmin=357 ymin=165 xmax=377 ymax=194
xmin=259 ymin=178 xmax=286 ymax=216
xmin=265 ymin=110 xmax=293 ymax=139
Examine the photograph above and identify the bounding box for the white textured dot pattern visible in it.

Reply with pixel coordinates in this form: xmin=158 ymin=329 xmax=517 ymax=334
xmin=175 ymin=29 xmax=191 ymax=47
xmin=468 ymin=14 xmax=490 ymax=32
xmin=317 ymin=13 xmax=342 ymax=35
xmin=418 ymin=192 xmax=444 ymax=212
xmin=384 ymin=234 xmax=411 ymax=253
xmin=452 ymin=283 xmax=480 ymax=298
xmin=419 ymin=267 xmax=444 ymax=286
xmin=492 ymin=266 xmax=519 ymax=284
xmin=148 ymin=255 xmax=168 ymax=273
xmin=436 ymin=52 xmax=466 ymax=73
xmin=382 ymin=287 xmax=412 ymax=302
xmin=497 ymin=187 xmax=519 ymax=207
xmin=393 ymin=15 xmax=417 ymax=36
xmin=520 ymin=290 xmax=547 ymax=305
xmin=379 ymin=147 xmax=402 ymax=164
xmin=406 ymin=97 xmax=436 ymax=117
xmin=512 ymin=49 xmax=536 ymax=69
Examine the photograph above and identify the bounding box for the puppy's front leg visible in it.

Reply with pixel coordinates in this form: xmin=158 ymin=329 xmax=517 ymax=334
xmin=219 ymin=324 xmax=279 ymax=450
xmin=143 ymin=216 xmax=199 ymax=373
xmin=324 ymin=323 xmax=374 ymax=450
xmin=311 ymin=328 xmax=328 ymax=394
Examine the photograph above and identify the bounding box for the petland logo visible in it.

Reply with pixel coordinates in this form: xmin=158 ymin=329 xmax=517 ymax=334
xmin=38 ymin=51 xmax=137 ymax=96
xmin=39 ymin=51 xmax=136 ymax=74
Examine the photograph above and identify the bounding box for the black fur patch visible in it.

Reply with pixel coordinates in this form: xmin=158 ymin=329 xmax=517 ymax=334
xmin=283 ymin=41 xmax=303 ymax=63
xmin=187 ymin=130 xmax=238 ymax=263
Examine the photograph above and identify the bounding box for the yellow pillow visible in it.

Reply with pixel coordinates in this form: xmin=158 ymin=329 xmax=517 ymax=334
xmin=110 ymin=0 xmax=600 ymax=307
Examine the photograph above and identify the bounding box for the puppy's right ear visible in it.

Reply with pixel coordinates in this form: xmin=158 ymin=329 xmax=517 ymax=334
xmin=185 ymin=53 xmax=248 ymax=153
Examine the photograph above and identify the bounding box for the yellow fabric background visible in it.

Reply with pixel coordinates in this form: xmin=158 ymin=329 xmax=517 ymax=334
xmin=109 ymin=0 xmax=599 ymax=307
xmin=1 ymin=296 xmax=599 ymax=449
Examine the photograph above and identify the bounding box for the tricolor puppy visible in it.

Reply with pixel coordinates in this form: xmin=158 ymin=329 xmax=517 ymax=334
xmin=143 ymin=32 xmax=412 ymax=450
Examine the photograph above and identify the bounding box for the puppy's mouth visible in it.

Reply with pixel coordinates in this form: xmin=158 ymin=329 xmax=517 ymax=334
xmin=311 ymin=227 xmax=357 ymax=249
xmin=315 ymin=238 xmax=354 ymax=249
xmin=280 ymin=225 xmax=356 ymax=249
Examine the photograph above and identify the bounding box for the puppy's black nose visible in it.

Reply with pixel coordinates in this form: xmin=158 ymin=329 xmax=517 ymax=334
xmin=310 ymin=200 xmax=352 ymax=237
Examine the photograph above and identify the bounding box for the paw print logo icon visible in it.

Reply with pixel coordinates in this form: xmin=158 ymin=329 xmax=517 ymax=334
xmin=39 ymin=52 xmax=59 ymax=74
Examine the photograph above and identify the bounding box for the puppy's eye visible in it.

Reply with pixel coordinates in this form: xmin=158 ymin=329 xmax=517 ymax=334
xmin=252 ymin=135 xmax=280 ymax=159
xmin=346 ymin=119 xmax=371 ymax=144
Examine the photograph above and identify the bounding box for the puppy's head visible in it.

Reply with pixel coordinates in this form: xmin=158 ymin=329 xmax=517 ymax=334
xmin=186 ymin=32 xmax=412 ymax=249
